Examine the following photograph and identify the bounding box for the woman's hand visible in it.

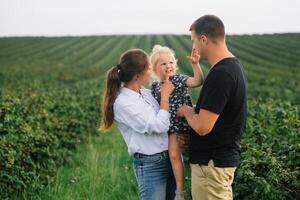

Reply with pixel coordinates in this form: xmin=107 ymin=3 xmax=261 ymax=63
xmin=160 ymin=74 xmax=174 ymax=111
xmin=160 ymin=74 xmax=174 ymax=100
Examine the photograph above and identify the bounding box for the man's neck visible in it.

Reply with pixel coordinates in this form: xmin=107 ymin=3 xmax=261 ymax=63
xmin=207 ymin=44 xmax=234 ymax=68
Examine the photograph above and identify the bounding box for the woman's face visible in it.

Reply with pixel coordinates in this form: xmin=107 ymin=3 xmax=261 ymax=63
xmin=138 ymin=64 xmax=152 ymax=86
xmin=154 ymin=52 xmax=176 ymax=80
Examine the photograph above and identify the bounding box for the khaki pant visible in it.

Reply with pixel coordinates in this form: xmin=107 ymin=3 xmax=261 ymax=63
xmin=190 ymin=160 xmax=236 ymax=200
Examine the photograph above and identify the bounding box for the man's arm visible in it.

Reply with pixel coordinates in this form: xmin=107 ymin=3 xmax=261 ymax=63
xmin=177 ymin=105 xmax=219 ymax=136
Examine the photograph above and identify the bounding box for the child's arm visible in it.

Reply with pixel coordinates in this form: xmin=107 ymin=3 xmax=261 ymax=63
xmin=186 ymin=48 xmax=204 ymax=88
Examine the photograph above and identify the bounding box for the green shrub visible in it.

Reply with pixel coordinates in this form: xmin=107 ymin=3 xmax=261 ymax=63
xmin=0 ymin=81 xmax=102 ymax=199
xmin=233 ymin=99 xmax=300 ymax=200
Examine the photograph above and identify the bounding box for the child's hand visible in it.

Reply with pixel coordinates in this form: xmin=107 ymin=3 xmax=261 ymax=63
xmin=187 ymin=48 xmax=200 ymax=65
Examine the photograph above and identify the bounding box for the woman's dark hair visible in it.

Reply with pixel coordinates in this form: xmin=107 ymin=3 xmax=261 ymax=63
xmin=190 ymin=15 xmax=225 ymax=41
xmin=99 ymin=48 xmax=149 ymax=131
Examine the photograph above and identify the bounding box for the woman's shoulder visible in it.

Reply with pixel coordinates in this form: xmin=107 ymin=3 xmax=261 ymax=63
xmin=141 ymin=88 xmax=152 ymax=95
xmin=114 ymin=90 xmax=133 ymax=107
xmin=113 ymin=94 xmax=125 ymax=109
xmin=113 ymin=96 xmax=139 ymax=121
xmin=113 ymin=93 xmax=138 ymax=115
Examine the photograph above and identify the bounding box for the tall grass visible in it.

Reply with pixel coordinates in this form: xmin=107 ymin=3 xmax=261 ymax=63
xmin=29 ymin=128 xmax=139 ymax=200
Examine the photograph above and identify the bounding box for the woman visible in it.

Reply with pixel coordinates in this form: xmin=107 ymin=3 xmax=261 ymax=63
xmin=100 ymin=49 xmax=176 ymax=200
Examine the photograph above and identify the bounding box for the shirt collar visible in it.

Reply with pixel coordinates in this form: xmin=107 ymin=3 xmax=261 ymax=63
xmin=120 ymin=87 xmax=143 ymax=98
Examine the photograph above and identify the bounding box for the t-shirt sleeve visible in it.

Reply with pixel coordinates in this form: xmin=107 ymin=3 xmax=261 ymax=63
xmin=200 ymin=70 xmax=234 ymax=114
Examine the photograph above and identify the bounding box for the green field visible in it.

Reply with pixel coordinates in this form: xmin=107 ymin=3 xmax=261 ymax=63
xmin=0 ymin=34 xmax=299 ymax=200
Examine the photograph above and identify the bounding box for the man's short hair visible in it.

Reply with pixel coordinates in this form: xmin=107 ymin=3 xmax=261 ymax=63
xmin=190 ymin=15 xmax=225 ymax=41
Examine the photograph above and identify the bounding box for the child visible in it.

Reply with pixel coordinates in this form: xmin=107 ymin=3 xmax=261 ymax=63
xmin=150 ymin=45 xmax=204 ymax=200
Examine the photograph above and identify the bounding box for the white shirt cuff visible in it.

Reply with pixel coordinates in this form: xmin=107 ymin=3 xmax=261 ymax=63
xmin=158 ymin=109 xmax=171 ymax=119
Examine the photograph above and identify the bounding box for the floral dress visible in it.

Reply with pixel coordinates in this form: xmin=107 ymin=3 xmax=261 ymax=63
xmin=151 ymin=74 xmax=193 ymax=134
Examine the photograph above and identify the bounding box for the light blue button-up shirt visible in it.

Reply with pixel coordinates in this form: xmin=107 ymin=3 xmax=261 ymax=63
xmin=113 ymin=87 xmax=170 ymax=155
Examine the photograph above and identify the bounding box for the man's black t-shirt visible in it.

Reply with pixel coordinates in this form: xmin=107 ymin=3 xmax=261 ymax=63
xmin=190 ymin=57 xmax=247 ymax=167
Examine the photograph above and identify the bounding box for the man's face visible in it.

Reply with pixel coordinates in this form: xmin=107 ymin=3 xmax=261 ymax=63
xmin=191 ymin=30 xmax=206 ymax=59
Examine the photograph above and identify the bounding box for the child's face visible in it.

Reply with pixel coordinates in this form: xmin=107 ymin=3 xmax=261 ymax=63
xmin=154 ymin=52 xmax=176 ymax=80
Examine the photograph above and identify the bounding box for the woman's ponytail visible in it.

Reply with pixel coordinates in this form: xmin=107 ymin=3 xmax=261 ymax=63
xmin=100 ymin=66 xmax=121 ymax=131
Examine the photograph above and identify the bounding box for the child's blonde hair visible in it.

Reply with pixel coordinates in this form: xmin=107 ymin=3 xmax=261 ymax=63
xmin=149 ymin=45 xmax=178 ymax=73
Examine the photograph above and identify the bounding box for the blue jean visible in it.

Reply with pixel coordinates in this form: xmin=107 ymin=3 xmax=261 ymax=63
xmin=133 ymin=151 xmax=176 ymax=200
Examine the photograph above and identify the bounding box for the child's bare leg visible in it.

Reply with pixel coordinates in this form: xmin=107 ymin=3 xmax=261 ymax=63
xmin=169 ymin=133 xmax=185 ymax=196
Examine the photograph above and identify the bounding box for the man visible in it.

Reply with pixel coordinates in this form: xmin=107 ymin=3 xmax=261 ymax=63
xmin=177 ymin=15 xmax=247 ymax=200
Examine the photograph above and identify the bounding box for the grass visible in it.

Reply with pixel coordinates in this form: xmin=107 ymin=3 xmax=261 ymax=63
xmin=23 ymin=126 xmax=192 ymax=200
xmin=29 ymin=127 xmax=139 ymax=200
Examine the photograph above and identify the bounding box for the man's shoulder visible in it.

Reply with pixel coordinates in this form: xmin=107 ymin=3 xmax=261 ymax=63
xmin=207 ymin=66 xmax=234 ymax=83
xmin=211 ymin=58 xmax=243 ymax=79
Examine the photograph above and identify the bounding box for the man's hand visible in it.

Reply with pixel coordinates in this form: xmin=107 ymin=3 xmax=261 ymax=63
xmin=177 ymin=134 xmax=190 ymax=148
xmin=177 ymin=105 xmax=194 ymax=118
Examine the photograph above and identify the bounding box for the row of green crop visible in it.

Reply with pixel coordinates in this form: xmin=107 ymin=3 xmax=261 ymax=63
xmin=1 ymin=34 xmax=299 ymax=67
xmin=0 ymin=35 xmax=300 ymax=199
xmin=230 ymin=35 xmax=300 ymax=65
xmin=153 ymin=35 xmax=300 ymax=104
xmin=43 ymin=37 xmax=103 ymax=63
xmin=229 ymin=35 xmax=300 ymax=66
xmin=0 ymin=37 xmax=44 ymax=56
xmin=0 ymin=80 xmax=102 ymax=199
xmin=0 ymin=35 xmax=148 ymax=199
xmin=1 ymin=35 xmax=298 ymax=75
xmin=233 ymin=99 xmax=300 ymax=200
xmin=179 ymin=35 xmax=297 ymax=79
xmin=1 ymin=35 xmax=299 ymax=103
xmin=73 ymin=36 xmax=119 ymax=67
xmin=226 ymin=37 xmax=298 ymax=70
